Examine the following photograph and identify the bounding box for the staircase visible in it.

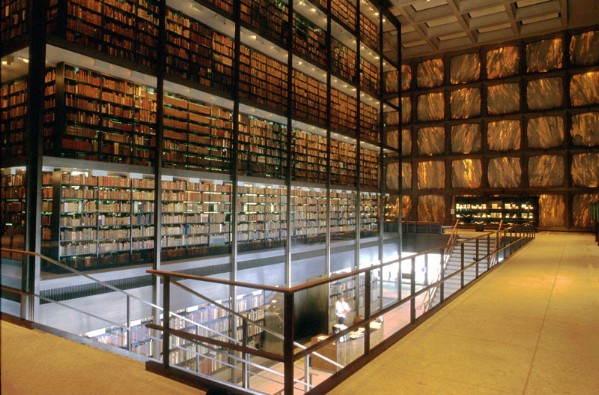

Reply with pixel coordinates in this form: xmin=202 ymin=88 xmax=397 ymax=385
xmin=433 ymin=234 xmax=497 ymax=304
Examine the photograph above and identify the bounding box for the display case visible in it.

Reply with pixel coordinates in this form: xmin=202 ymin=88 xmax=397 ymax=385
xmin=455 ymin=196 xmax=539 ymax=228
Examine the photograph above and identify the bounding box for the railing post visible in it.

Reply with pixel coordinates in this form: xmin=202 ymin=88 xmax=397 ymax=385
xmin=283 ymin=292 xmax=294 ymax=395
xmin=486 ymin=234 xmax=491 ymax=270
xmin=126 ymin=294 xmax=131 ymax=351
xmin=460 ymin=243 xmax=464 ymax=289
xmin=242 ymin=318 xmax=249 ymax=389
xmin=410 ymin=256 xmax=416 ymax=322
xmin=424 ymin=253 xmax=429 ymax=286
xmin=163 ymin=276 xmax=171 ymax=369
xmin=364 ymin=271 xmax=371 ymax=354
xmin=440 ymin=249 xmax=445 ymax=303
xmin=304 ymin=355 xmax=311 ymax=393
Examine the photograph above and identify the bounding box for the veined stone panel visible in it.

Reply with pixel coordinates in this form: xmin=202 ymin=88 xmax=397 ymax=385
xmin=402 ymin=129 xmax=412 ymax=156
xmin=417 ymin=127 xmax=445 ymax=156
xmin=384 ymin=195 xmax=413 ymax=221
xmin=386 ymin=162 xmax=399 ymax=191
xmin=571 ymin=153 xmax=599 ymax=187
xmin=417 ymin=93 xmax=444 ymax=121
xmin=451 ymin=159 xmax=482 ymax=189
xmin=451 ymin=123 xmax=481 ymax=154
xmin=487 ymin=83 xmax=520 ymax=115
xmin=570 ymin=30 xmax=599 ymax=66
xmin=526 ymin=38 xmax=563 ymax=73
xmin=417 ymin=58 xmax=443 ymax=88
xmin=417 ymin=195 xmax=445 ymax=223
xmin=573 ymin=193 xmax=599 ymax=228
xmin=527 ymin=78 xmax=563 ymax=110
xmin=488 ymin=157 xmax=521 ymax=188
xmin=402 ymin=64 xmax=412 ymax=91
xmin=570 ymin=72 xmax=599 ymax=107
xmin=386 ymin=129 xmax=399 ymax=149
xmin=402 ymin=195 xmax=412 ymax=219
xmin=527 ymin=116 xmax=564 ymax=148
xmin=450 ymin=88 xmax=481 ymax=119
xmin=529 ymin=155 xmax=564 ymax=187
xmin=417 ymin=161 xmax=445 ymax=190
xmin=571 ymin=112 xmax=599 ymax=147
xmin=402 ymin=96 xmax=411 ymax=123
xmin=486 ymin=46 xmax=519 ymax=79
xmin=402 ymin=163 xmax=411 ymax=190
xmin=539 ymin=194 xmax=566 ymax=228
xmin=450 ymin=53 xmax=480 ymax=84
xmin=488 ymin=120 xmax=521 ymax=151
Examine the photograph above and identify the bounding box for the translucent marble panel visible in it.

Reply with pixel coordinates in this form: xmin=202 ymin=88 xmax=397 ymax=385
xmin=417 ymin=127 xmax=445 ymax=156
xmin=402 ymin=64 xmax=412 ymax=91
xmin=402 ymin=129 xmax=412 ymax=156
xmin=527 ymin=78 xmax=563 ymax=110
xmin=571 ymin=153 xmax=599 ymax=187
xmin=417 ymin=93 xmax=444 ymax=121
xmin=451 ymin=123 xmax=481 ymax=154
xmin=571 ymin=112 xmax=599 ymax=147
xmin=386 ymin=162 xmax=399 ymax=191
xmin=385 ymin=69 xmax=399 ymax=94
xmin=402 ymin=96 xmax=411 ymax=123
xmin=570 ymin=72 xmax=599 ymax=106
xmin=487 ymin=83 xmax=520 ymax=115
xmin=451 ymin=159 xmax=482 ymax=189
xmin=450 ymin=88 xmax=481 ymax=119
xmin=488 ymin=157 xmax=521 ymax=188
xmin=573 ymin=193 xmax=599 ymax=228
xmin=529 ymin=155 xmax=564 ymax=187
xmin=417 ymin=195 xmax=445 ymax=223
xmin=417 ymin=58 xmax=444 ymax=88
xmin=539 ymin=194 xmax=566 ymax=228
xmin=450 ymin=53 xmax=480 ymax=84
xmin=526 ymin=38 xmax=563 ymax=73
xmin=384 ymin=110 xmax=399 ymax=128
xmin=487 ymin=120 xmax=521 ymax=151
xmin=385 ymin=195 xmax=413 ymax=220
xmin=569 ymin=30 xmax=599 ymax=66
xmin=486 ymin=46 xmax=519 ymax=79
xmin=403 ymin=195 xmax=413 ymax=219
xmin=527 ymin=116 xmax=564 ymax=148
xmin=386 ymin=129 xmax=399 ymax=149
xmin=403 ymin=163 xmax=412 ymax=190
xmin=417 ymin=161 xmax=445 ymax=190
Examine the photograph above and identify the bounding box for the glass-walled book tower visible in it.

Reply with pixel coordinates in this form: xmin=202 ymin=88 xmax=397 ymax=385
xmin=0 ymin=0 xmax=401 ymax=305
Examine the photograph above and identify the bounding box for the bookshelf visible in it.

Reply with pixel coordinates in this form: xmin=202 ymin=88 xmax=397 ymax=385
xmin=331 ymin=37 xmax=357 ymax=84
xmin=292 ymin=69 xmax=327 ymax=127
xmin=0 ymin=0 xmax=28 ymax=44
xmin=454 ymin=196 xmax=539 ymax=228
xmin=291 ymin=187 xmax=328 ymax=245
xmin=360 ymin=191 xmax=379 ymax=237
xmin=331 ymin=89 xmax=358 ymax=138
xmin=293 ymin=11 xmax=327 ymax=70
xmin=240 ymin=0 xmax=288 ymax=48
xmin=330 ymin=190 xmax=356 ymax=239
xmin=360 ymin=146 xmax=379 ymax=188
xmin=0 ymin=168 xmax=27 ymax=250
xmin=330 ymin=138 xmax=357 ymax=186
xmin=359 ymin=13 xmax=378 ymax=54
xmin=292 ymin=129 xmax=328 ymax=184
xmin=238 ymin=115 xmax=287 ymax=179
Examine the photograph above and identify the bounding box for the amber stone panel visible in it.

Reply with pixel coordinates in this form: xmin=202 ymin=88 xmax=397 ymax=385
xmin=402 ymin=163 xmax=412 ymax=190
xmin=384 ymin=110 xmax=399 ymax=129
xmin=450 ymin=88 xmax=481 ymax=119
xmin=450 ymin=53 xmax=480 ymax=84
xmin=417 ymin=195 xmax=445 ymax=223
xmin=451 ymin=123 xmax=481 ymax=154
xmin=571 ymin=112 xmax=599 ymax=147
xmin=417 ymin=161 xmax=445 ymax=190
xmin=487 ymin=83 xmax=520 ymax=115
xmin=527 ymin=78 xmax=563 ymax=110
xmin=384 ymin=195 xmax=413 ymax=221
xmin=402 ymin=96 xmax=411 ymax=123
xmin=527 ymin=116 xmax=564 ymax=149
xmin=573 ymin=193 xmax=599 ymax=228
xmin=417 ymin=93 xmax=444 ymax=121
xmin=386 ymin=162 xmax=400 ymax=191
xmin=539 ymin=194 xmax=566 ymax=228
xmin=402 ymin=129 xmax=412 ymax=156
xmin=386 ymin=129 xmax=399 ymax=149
xmin=526 ymin=38 xmax=563 ymax=73
xmin=417 ymin=58 xmax=443 ymax=88
xmin=529 ymin=155 xmax=564 ymax=187
xmin=402 ymin=64 xmax=412 ymax=91
xmin=571 ymin=153 xmax=599 ymax=187
xmin=451 ymin=159 xmax=482 ymax=189
xmin=570 ymin=72 xmax=599 ymax=106
xmin=569 ymin=30 xmax=599 ymax=66
xmin=488 ymin=157 xmax=521 ymax=188
xmin=417 ymin=127 xmax=445 ymax=156
xmin=487 ymin=120 xmax=521 ymax=151
xmin=486 ymin=46 xmax=519 ymax=79
xmin=402 ymin=195 xmax=413 ymax=219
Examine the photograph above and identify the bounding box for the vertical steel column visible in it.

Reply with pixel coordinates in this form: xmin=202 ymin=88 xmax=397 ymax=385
xmin=324 ymin=0 xmax=332 ymax=277
xmin=410 ymin=256 xmax=416 ymax=322
xmin=162 ymin=276 xmax=171 ymax=368
xmin=377 ymin=7 xmax=385 ymax=313
xmin=284 ymin=0 xmax=294 ymax=287
xmin=364 ymin=270 xmax=371 ymax=354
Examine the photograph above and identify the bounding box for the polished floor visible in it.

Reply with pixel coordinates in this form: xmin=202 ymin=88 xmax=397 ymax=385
xmin=2 ymin=232 xmax=598 ymax=394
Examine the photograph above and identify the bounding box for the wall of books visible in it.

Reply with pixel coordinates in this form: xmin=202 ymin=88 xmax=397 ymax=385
xmin=388 ymin=27 xmax=599 ymax=230
xmin=0 ymin=0 xmax=400 ymax=269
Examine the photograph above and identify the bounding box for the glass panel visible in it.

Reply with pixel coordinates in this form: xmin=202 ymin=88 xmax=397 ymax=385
xmin=417 ymin=195 xmax=445 ymax=223
xmin=451 ymin=123 xmax=481 ymax=154
xmin=527 ymin=116 xmax=564 ymax=148
xmin=571 ymin=112 xmax=599 ymax=147
xmin=487 ymin=83 xmax=520 ymax=115
xmin=451 ymin=159 xmax=482 ymax=189
xmin=571 ymin=153 xmax=599 ymax=187
xmin=528 ymin=155 xmax=564 ymax=187
xmin=487 ymin=120 xmax=521 ymax=151
xmin=486 ymin=46 xmax=519 ymax=79
xmin=527 ymin=78 xmax=563 ymax=110
xmin=417 ymin=127 xmax=445 ymax=156
xmin=450 ymin=88 xmax=481 ymax=119
xmin=572 ymin=194 xmax=599 ymax=228
xmin=488 ymin=157 xmax=521 ymax=188
xmin=417 ymin=58 xmax=443 ymax=88
xmin=539 ymin=194 xmax=566 ymax=228
xmin=570 ymin=72 xmax=599 ymax=106
xmin=417 ymin=161 xmax=445 ymax=190
xmin=450 ymin=53 xmax=480 ymax=84
xmin=417 ymin=93 xmax=444 ymax=121
xmin=570 ymin=30 xmax=599 ymax=66
xmin=526 ymin=38 xmax=563 ymax=73
xmin=402 ymin=128 xmax=412 ymax=156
